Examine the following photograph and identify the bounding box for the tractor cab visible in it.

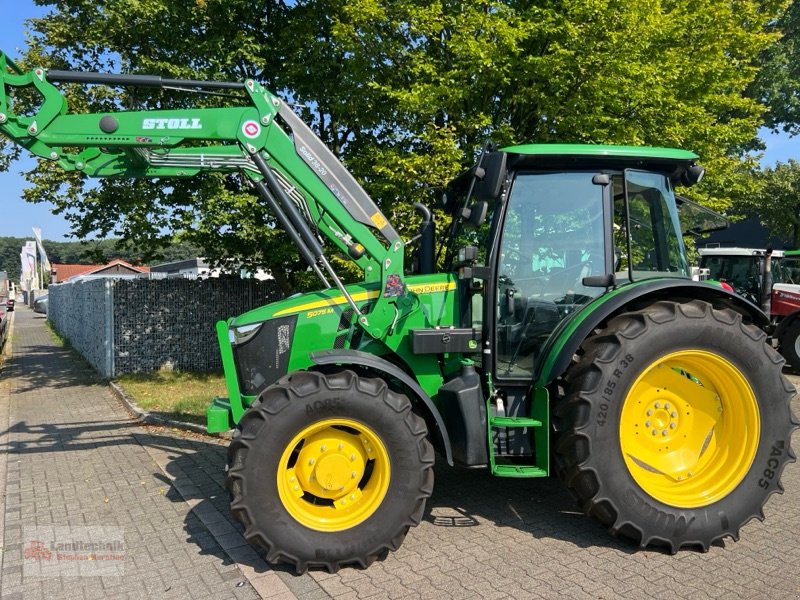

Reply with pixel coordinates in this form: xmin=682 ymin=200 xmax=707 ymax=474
xmin=445 ymin=144 xmax=704 ymax=380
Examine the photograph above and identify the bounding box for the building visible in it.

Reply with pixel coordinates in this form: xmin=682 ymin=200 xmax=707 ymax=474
xmin=150 ymin=257 xmax=272 ymax=281
xmin=51 ymin=259 xmax=150 ymax=283
xmin=149 ymin=258 xmax=213 ymax=279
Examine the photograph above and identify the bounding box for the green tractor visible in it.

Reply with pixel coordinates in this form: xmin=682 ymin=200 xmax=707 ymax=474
xmin=1 ymin=50 xmax=796 ymax=573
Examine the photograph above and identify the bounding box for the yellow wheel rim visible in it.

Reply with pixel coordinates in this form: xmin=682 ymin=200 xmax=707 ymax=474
xmin=619 ymin=350 xmax=760 ymax=508
xmin=277 ymin=418 xmax=390 ymax=531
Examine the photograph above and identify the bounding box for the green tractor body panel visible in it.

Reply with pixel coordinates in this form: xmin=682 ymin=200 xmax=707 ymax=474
xmin=208 ymin=273 xmax=461 ymax=433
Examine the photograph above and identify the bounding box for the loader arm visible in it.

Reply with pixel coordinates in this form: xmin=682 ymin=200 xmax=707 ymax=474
xmin=0 ymin=50 xmax=411 ymax=339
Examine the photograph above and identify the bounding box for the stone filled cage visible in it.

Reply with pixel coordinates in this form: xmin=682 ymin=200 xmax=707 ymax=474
xmin=48 ymin=277 xmax=282 ymax=378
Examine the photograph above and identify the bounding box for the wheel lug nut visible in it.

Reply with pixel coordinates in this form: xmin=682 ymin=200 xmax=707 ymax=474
xmin=654 ymin=402 xmax=661 ymax=409
xmin=670 ymin=422 xmax=677 ymax=429
xmin=308 ymin=458 xmax=315 ymax=466
xmin=293 ymin=485 xmax=299 ymax=491
xmin=662 ymin=430 xmax=668 ymax=436
xmin=338 ymin=443 xmax=344 ymax=450
xmin=350 ymin=494 xmax=356 ymax=501
xmin=645 ymin=420 xmax=651 ymax=427
xmin=350 ymin=454 xmax=356 ymax=461
xmin=664 ymin=403 xmax=670 ymax=410
xmin=652 ymin=429 xmax=658 ymax=436
xmin=321 ymin=445 xmax=327 ymax=452
xmin=351 ymin=471 xmax=357 ymax=479
xmin=647 ymin=410 xmax=653 ymax=416
xmin=671 ymin=411 xmax=677 ymax=418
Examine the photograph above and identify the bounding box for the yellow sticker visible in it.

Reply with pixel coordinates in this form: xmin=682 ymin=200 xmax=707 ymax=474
xmin=370 ymin=212 xmax=388 ymax=230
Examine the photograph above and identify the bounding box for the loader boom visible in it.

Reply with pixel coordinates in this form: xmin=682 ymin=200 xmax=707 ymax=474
xmin=0 ymin=50 xmax=410 ymax=338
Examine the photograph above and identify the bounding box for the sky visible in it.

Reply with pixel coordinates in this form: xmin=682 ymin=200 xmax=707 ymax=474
xmin=1 ymin=1 xmax=800 ymax=243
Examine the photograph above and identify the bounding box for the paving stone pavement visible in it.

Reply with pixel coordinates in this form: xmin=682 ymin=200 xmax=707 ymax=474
xmin=0 ymin=307 xmax=294 ymax=600
xmin=2 ymin=305 xmax=799 ymax=600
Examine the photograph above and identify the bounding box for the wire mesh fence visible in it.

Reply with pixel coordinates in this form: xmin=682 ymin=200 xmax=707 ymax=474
xmin=48 ymin=277 xmax=282 ymax=378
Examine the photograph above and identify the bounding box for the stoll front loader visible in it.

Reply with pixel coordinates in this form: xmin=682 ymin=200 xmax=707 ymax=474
xmin=1 ymin=51 xmax=797 ymax=573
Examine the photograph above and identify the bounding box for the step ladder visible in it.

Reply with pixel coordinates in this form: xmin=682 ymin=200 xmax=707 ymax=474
xmin=488 ymin=387 xmax=549 ymax=477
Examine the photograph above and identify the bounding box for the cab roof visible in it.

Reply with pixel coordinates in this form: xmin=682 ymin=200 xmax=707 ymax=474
xmin=502 ymin=144 xmax=698 ymax=160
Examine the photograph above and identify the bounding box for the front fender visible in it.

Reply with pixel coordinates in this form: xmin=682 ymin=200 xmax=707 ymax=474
xmin=536 ymin=279 xmax=768 ymax=386
xmin=310 ymin=349 xmax=454 ymax=466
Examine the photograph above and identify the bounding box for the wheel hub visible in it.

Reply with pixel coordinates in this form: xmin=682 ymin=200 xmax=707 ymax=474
xmin=277 ymin=418 xmax=391 ymax=531
xmin=291 ymin=431 xmax=366 ymax=498
xmin=619 ymin=350 xmax=759 ymax=508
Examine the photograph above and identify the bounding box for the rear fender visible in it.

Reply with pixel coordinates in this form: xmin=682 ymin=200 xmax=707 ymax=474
xmin=310 ymin=349 xmax=454 ymax=466
xmin=536 ymin=280 xmax=768 ymax=386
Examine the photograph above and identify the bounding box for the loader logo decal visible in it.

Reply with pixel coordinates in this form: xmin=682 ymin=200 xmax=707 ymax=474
xmin=241 ymin=120 xmax=261 ymax=139
xmin=141 ymin=118 xmax=202 ymax=130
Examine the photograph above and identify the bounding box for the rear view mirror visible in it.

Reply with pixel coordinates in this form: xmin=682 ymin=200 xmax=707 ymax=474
xmin=473 ymin=151 xmax=507 ymax=201
xmin=461 ymin=201 xmax=489 ymax=229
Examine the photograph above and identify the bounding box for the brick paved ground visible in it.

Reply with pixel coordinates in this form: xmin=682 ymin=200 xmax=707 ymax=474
xmin=1 ymin=305 xmax=799 ymax=600
xmin=0 ymin=307 xmax=287 ymax=600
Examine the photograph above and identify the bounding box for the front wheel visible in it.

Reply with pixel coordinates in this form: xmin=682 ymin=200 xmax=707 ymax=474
xmin=553 ymin=299 xmax=797 ymax=551
xmin=227 ymin=369 xmax=435 ymax=572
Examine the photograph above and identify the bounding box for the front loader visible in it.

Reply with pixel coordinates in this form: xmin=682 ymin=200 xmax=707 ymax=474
xmin=1 ymin=50 xmax=796 ymax=573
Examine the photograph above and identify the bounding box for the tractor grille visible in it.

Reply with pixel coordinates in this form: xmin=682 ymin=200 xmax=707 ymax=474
xmin=233 ymin=315 xmax=297 ymax=397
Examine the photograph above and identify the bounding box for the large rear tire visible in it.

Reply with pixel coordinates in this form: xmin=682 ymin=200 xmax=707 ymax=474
xmin=553 ymin=299 xmax=797 ymax=551
xmin=227 ymin=369 xmax=434 ymax=573
xmin=779 ymin=319 xmax=800 ymax=372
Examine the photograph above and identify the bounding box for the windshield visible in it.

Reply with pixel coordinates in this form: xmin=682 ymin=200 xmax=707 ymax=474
xmin=700 ymin=254 xmax=761 ymax=303
xmin=783 ymin=256 xmax=800 ymax=285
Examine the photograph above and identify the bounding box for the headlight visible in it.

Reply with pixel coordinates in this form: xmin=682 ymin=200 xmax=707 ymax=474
xmin=229 ymin=322 xmax=263 ymax=345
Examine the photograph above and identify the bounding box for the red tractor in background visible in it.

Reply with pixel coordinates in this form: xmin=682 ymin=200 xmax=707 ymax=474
xmin=700 ymin=247 xmax=800 ymax=371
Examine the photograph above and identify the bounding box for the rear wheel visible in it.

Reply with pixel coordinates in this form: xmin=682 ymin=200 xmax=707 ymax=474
xmin=554 ymin=299 xmax=797 ymax=551
xmin=779 ymin=319 xmax=800 ymax=372
xmin=227 ymin=369 xmax=434 ymax=572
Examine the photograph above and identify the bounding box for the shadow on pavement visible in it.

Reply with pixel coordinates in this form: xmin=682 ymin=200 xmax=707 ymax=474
xmin=423 ymin=462 xmax=647 ymax=554
xmin=0 ymin=415 xmax=272 ymax=574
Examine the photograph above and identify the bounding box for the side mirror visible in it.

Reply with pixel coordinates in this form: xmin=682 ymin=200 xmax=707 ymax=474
xmin=461 ymin=201 xmax=489 ymax=229
xmin=674 ymin=163 xmax=705 ymax=187
xmin=473 ymin=151 xmax=507 ymax=201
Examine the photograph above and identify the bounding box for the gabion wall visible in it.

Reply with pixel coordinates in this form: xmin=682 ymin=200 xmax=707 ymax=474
xmin=49 ymin=280 xmax=113 ymax=376
xmin=48 ymin=278 xmax=282 ymax=378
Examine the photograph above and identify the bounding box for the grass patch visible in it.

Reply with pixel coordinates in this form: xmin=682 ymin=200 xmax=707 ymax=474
xmin=115 ymin=370 xmax=227 ymax=425
xmin=44 ymin=320 xmax=73 ymax=349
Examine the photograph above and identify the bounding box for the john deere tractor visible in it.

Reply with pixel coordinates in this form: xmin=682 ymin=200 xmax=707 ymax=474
xmin=1 ymin=50 xmax=796 ymax=573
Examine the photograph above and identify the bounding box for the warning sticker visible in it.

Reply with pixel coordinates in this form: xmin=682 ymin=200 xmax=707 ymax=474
xmin=241 ymin=120 xmax=261 ymax=139
xmin=370 ymin=212 xmax=388 ymax=230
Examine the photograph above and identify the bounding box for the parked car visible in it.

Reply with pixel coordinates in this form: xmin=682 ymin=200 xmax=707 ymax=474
xmin=5 ymin=298 xmax=13 ymax=312
xmin=33 ymin=295 xmax=48 ymax=315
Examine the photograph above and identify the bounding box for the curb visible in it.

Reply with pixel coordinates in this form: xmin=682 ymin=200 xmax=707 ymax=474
xmin=109 ymin=380 xmax=232 ymax=439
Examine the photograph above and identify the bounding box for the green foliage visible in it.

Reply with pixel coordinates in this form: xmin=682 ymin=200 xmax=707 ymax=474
xmin=750 ymin=0 xmax=800 ymax=134
xmin=0 ymin=0 xmax=788 ymax=290
xmin=739 ymin=160 xmax=800 ymax=248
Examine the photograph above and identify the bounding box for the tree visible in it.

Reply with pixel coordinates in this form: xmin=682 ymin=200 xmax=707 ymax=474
xmin=741 ymin=160 xmax=800 ymax=248
xmin=750 ymin=0 xmax=800 ymax=134
xmin=1 ymin=0 xmax=787 ymax=292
